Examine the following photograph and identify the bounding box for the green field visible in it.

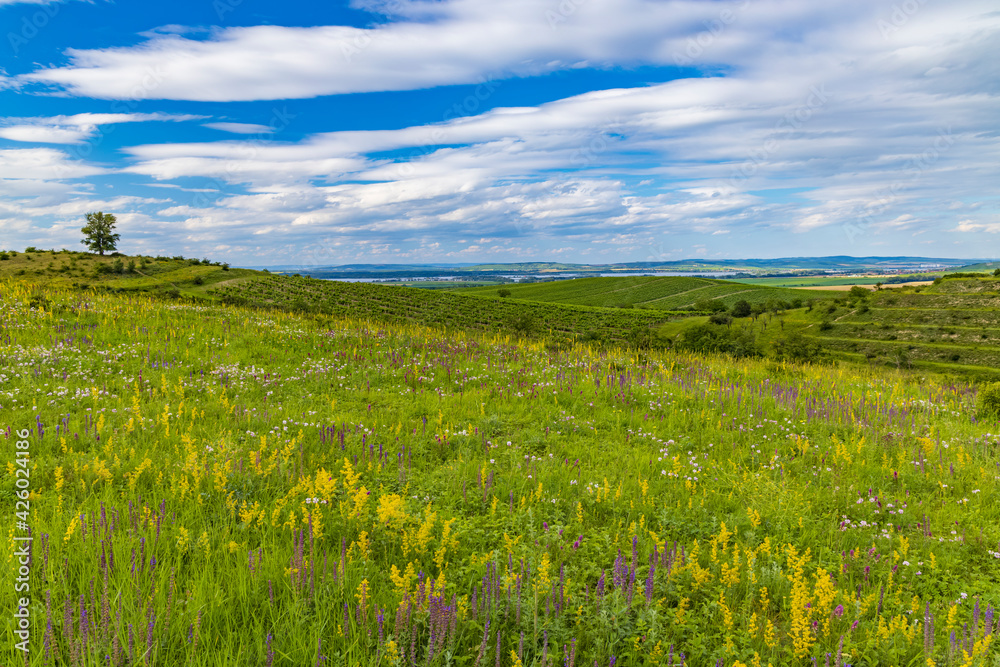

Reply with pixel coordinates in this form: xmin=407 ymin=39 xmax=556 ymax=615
xmin=456 ymin=276 xmax=834 ymax=310
xmin=727 ymin=275 xmax=938 ymax=288
xmin=210 ymin=274 xmax=678 ymax=345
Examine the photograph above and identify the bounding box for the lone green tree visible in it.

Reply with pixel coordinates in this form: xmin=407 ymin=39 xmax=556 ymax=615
xmin=81 ymin=211 xmax=120 ymax=255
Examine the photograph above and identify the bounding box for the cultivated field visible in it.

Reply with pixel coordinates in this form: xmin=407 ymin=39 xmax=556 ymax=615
xmin=2 ymin=279 xmax=998 ymax=666
xmin=455 ymin=277 xmax=834 ymax=311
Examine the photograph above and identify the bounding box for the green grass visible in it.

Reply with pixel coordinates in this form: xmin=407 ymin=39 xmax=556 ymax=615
xmin=2 ymin=278 xmax=998 ymax=666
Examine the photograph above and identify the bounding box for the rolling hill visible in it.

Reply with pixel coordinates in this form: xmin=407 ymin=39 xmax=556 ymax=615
xmin=455 ymin=276 xmax=835 ymax=310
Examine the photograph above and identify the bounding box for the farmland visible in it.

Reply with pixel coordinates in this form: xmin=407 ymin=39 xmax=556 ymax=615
xmin=210 ymin=274 xmax=677 ymax=345
xmin=455 ymin=277 xmax=834 ymax=311
xmin=2 ymin=277 xmax=999 ymax=666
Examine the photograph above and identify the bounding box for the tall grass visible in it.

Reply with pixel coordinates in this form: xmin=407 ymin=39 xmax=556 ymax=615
xmin=1 ymin=280 xmax=997 ymax=666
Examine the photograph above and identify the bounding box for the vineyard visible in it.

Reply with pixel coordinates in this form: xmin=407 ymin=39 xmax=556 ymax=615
xmin=210 ymin=275 xmax=677 ymax=344
xmin=1 ymin=279 xmax=998 ymax=665
xmin=456 ymin=277 xmax=834 ymax=311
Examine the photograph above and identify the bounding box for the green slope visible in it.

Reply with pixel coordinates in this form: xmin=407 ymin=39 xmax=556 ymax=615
xmin=210 ymin=274 xmax=677 ymax=343
xmin=455 ymin=276 xmax=835 ymax=310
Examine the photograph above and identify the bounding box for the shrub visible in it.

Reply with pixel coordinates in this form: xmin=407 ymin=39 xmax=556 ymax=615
xmin=508 ymin=312 xmax=538 ymax=337
xmin=222 ymin=263 xmax=230 ymax=271
xmin=977 ymin=382 xmax=1000 ymax=420
xmin=709 ymin=312 xmax=732 ymax=326
xmin=819 ymin=320 xmax=833 ymax=331
xmin=730 ymin=300 xmax=752 ymax=318
xmin=24 ymin=246 xmax=37 ymax=253
xmin=193 ymin=276 xmax=205 ymax=285
xmin=111 ymin=258 xmax=124 ymax=274
xmin=694 ymin=298 xmax=726 ymax=313
xmin=773 ymin=330 xmax=821 ymax=363
xmin=0 ymin=252 xmax=9 ymax=260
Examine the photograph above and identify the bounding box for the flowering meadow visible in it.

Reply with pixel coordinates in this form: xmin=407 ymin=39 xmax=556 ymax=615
xmin=2 ymin=281 xmax=999 ymax=666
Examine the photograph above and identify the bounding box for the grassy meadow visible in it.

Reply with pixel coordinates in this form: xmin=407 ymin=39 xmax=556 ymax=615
xmin=2 ymin=276 xmax=1000 ymax=666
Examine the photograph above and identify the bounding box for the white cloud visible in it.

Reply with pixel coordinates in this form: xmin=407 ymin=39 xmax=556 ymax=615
xmin=203 ymin=122 xmax=275 ymax=134
xmin=0 ymin=147 xmax=104 ymax=179
xmin=20 ymin=0 xmax=977 ymax=102
xmin=0 ymin=113 xmax=204 ymax=145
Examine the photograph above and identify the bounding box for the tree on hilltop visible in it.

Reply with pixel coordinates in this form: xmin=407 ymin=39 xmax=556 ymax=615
xmin=81 ymin=212 xmax=120 ymax=255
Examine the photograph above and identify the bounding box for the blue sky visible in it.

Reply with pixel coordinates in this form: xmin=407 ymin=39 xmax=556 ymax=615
xmin=1 ymin=0 xmax=997 ymax=266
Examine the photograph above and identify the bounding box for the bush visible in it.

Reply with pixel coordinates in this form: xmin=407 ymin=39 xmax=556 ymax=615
xmin=819 ymin=320 xmax=833 ymax=331
xmin=508 ymin=312 xmax=538 ymax=337
xmin=773 ymin=330 xmax=821 ymax=363
xmin=977 ymin=382 xmax=1000 ymax=420
xmin=730 ymin=300 xmax=752 ymax=318
xmin=497 ymin=288 xmax=511 ymax=298
xmin=0 ymin=252 xmax=9 ymax=260
xmin=708 ymin=312 xmax=732 ymax=326
xmin=694 ymin=298 xmax=727 ymax=313
xmin=193 ymin=276 xmax=205 ymax=285
xmin=24 ymin=246 xmax=37 ymax=253
xmin=221 ymin=263 xmax=230 ymax=271
xmin=126 ymin=260 xmax=136 ymax=273
xmin=678 ymin=323 xmax=758 ymax=358
xmin=111 ymin=259 xmax=124 ymax=274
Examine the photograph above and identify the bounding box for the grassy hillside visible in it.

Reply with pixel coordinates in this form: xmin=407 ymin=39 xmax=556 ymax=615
xmin=2 ymin=280 xmax=998 ymax=665
xmin=455 ymin=276 xmax=835 ymax=310
xmin=730 ymin=274 xmax=938 ymax=288
xmin=0 ymin=248 xmax=255 ymax=299
xmin=791 ymin=276 xmax=1000 ymax=378
xmin=651 ymin=275 xmax=1000 ymax=380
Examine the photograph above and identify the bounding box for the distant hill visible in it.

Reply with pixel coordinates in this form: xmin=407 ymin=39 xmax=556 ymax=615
xmin=270 ymin=256 xmax=974 ymax=278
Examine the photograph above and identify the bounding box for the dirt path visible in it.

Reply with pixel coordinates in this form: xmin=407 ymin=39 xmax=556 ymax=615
xmin=794 ymin=281 xmax=934 ymax=291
